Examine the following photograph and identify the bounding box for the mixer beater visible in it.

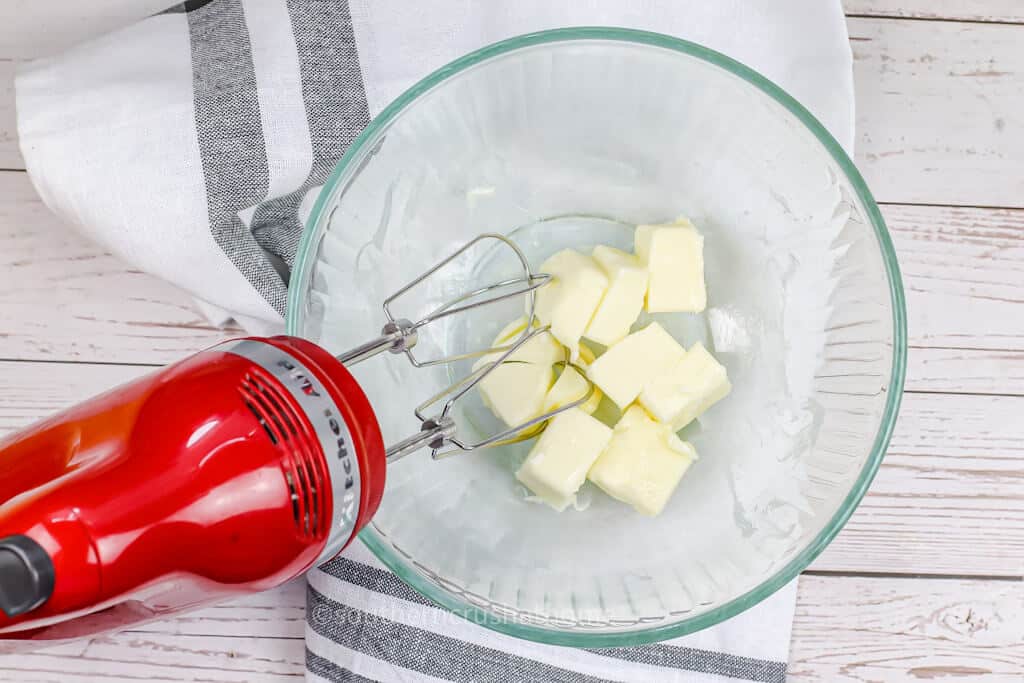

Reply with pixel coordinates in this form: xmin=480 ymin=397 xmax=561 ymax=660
xmin=332 ymin=232 xmax=595 ymax=462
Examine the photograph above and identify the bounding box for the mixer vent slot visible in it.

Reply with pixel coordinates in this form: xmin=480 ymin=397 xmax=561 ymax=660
xmin=244 ymin=400 xmax=279 ymax=444
xmin=239 ymin=369 xmax=328 ymax=541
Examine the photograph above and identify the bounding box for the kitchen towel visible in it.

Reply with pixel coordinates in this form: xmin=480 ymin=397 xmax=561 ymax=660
xmin=16 ymin=1 xmax=854 ymax=681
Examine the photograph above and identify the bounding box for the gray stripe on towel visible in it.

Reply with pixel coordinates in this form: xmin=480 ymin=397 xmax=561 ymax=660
xmin=318 ymin=556 xmax=435 ymax=608
xmin=308 ymin=585 xmax=616 ymax=683
xmin=306 ymin=648 xmax=378 ymax=683
xmin=316 ymin=557 xmax=787 ymax=683
xmin=247 ymin=0 xmax=372 ymax=279
xmin=160 ymin=0 xmax=215 ymax=14
xmin=589 ymin=645 xmax=786 ymax=683
xmin=186 ymin=0 xmax=287 ymax=313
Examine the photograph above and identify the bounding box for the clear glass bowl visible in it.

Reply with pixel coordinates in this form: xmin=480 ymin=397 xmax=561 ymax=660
xmin=287 ymin=28 xmax=906 ymax=646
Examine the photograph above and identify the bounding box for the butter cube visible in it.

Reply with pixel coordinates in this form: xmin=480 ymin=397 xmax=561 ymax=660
xmin=577 ymin=341 xmax=597 ymax=369
xmin=543 ymin=366 xmax=601 ymax=415
xmin=516 ymin=408 xmax=613 ymax=511
xmin=639 ymin=342 xmax=731 ymax=430
xmin=586 ymin=322 xmax=687 ymax=409
xmin=476 ymin=362 xmax=553 ymax=428
xmin=533 ymin=250 xmax=609 ymax=361
xmin=584 ymin=246 xmax=649 ymax=346
xmin=481 ymin=318 xmax=564 ymax=367
xmin=588 ymin=406 xmax=697 ymax=516
xmin=474 ymin=319 xmax=563 ymax=427
xmin=635 ymin=220 xmax=706 ymax=313
xmin=493 ymin=317 xmax=529 ymax=345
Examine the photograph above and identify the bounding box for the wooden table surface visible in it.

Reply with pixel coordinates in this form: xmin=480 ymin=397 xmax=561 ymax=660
xmin=1 ymin=2 xmax=1022 ymax=681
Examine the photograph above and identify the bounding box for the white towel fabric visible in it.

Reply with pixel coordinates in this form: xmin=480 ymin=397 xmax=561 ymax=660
xmin=16 ymin=1 xmax=854 ymax=681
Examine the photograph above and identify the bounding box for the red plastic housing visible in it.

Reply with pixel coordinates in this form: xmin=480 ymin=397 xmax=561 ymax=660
xmin=0 ymin=337 xmax=386 ymax=643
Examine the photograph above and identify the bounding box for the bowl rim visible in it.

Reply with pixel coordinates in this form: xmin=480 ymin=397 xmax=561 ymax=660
xmin=287 ymin=26 xmax=907 ymax=647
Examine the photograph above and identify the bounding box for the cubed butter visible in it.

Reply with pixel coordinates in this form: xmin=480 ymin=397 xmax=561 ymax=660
xmin=584 ymin=246 xmax=649 ymax=346
xmin=533 ymin=249 xmax=609 ymax=361
xmin=588 ymin=406 xmax=697 ymax=516
xmin=635 ymin=219 xmax=706 ymax=313
xmin=474 ymin=360 xmax=553 ymax=428
xmin=480 ymin=319 xmax=564 ymax=367
xmin=493 ymin=317 xmax=530 ymax=345
xmin=516 ymin=408 xmax=613 ymax=511
xmin=543 ymin=365 xmax=601 ymax=415
xmin=639 ymin=342 xmax=731 ymax=430
xmin=577 ymin=341 xmax=597 ymax=369
xmin=586 ymin=322 xmax=688 ymax=409
xmin=474 ymin=319 xmax=564 ymax=427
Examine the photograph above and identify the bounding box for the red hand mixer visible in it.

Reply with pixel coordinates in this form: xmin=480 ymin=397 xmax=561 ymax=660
xmin=0 ymin=234 xmax=576 ymax=647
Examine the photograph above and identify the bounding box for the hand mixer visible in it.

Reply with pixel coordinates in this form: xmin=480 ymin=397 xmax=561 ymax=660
xmin=0 ymin=234 xmax=589 ymax=645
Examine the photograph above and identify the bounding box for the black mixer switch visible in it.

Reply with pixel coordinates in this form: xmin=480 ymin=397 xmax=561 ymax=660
xmin=0 ymin=535 xmax=55 ymax=618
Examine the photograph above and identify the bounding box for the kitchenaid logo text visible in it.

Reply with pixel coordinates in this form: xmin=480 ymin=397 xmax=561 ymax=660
xmin=275 ymin=358 xmax=322 ymax=398
xmin=275 ymin=358 xmax=358 ymax=523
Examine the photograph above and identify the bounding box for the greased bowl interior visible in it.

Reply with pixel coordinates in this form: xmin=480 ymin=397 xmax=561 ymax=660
xmin=287 ymin=28 xmax=906 ymax=646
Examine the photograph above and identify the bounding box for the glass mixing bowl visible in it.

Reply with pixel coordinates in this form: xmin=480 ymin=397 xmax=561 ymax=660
xmin=287 ymin=28 xmax=906 ymax=646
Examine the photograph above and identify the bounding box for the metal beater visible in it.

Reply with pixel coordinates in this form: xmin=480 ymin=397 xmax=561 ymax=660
xmin=333 ymin=233 xmax=595 ymax=463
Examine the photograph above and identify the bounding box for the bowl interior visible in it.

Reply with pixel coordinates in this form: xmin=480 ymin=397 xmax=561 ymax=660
xmin=288 ymin=30 xmax=903 ymax=645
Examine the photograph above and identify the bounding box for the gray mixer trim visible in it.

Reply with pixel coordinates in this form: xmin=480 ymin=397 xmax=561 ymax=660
xmin=217 ymin=339 xmax=362 ymax=565
xmin=314 ymin=558 xmax=788 ymax=683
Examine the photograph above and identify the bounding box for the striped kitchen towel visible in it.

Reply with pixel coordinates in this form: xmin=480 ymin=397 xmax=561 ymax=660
xmin=306 ymin=542 xmax=800 ymax=683
xmin=16 ymin=1 xmax=854 ymax=681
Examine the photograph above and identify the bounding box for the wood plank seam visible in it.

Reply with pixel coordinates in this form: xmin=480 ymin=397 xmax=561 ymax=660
xmin=905 ymin=389 xmax=1024 ymax=399
xmin=0 ymin=358 xmax=164 ymax=368
xmin=846 ymin=13 xmax=1024 ymax=27
xmin=803 ymin=570 xmax=1024 ymax=582
xmin=879 ymin=200 xmax=1024 ymax=212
